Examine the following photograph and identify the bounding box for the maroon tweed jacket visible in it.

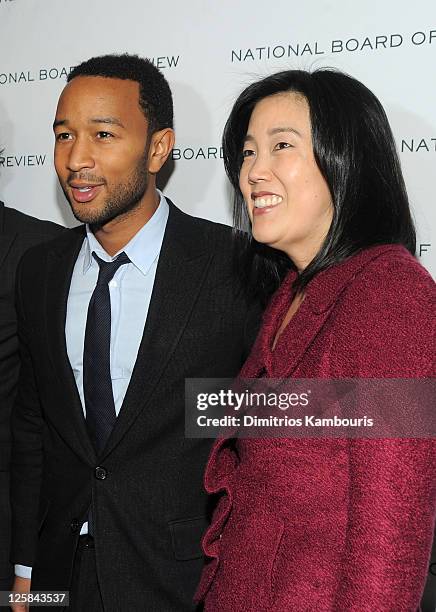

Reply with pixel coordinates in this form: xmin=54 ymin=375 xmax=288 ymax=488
xmin=196 ymin=245 xmax=436 ymax=612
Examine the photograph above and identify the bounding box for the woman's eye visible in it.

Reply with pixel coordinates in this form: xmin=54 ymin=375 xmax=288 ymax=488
xmin=242 ymin=149 xmax=255 ymax=158
xmin=274 ymin=142 xmax=292 ymax=150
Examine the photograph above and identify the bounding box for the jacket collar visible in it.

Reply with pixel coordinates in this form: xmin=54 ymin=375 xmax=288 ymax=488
xmin=241 ymin=244 xmax=407 ymax=379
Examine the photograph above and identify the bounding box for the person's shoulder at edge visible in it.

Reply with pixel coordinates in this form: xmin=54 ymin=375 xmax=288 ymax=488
xmin=14 ymin=225 xmax=82 ymax=285
xmin=342 ymin=244 xmax=434 ymax=308
xmin=325 ymin=244 xmax=435 ymax=377
xmin=306 ymin=244 xmax=434 ymax=311
xmin=1 ymin=201 xmax=65 ymax=237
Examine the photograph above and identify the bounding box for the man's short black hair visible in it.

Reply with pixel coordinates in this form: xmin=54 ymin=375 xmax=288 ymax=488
xmin=68 ymin=54 xmax=173 ymax=134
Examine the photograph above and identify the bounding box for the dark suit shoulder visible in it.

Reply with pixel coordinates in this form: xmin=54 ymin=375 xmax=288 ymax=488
xmin=18 ymin=225 xmax=85 ymax=260
xmin=17 ymin=225 xmax=83 ymax=276
xmin=176 ymin=209 xmax=231 ymax=235
xmin=167 ymin=201 xmax=237 ymax=255
xmin=1 ymin=202 xmax=64 ymax=238
xmin=191 ymin=217 xmax=235 ymax=253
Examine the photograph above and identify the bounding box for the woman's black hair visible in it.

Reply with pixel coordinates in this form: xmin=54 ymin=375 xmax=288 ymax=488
xmin=224 ymin=69 xmax=415 ymax=299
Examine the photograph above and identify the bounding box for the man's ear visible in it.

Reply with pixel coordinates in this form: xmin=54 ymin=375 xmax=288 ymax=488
xmin=148 ymin=128 xmax=175 ymax=174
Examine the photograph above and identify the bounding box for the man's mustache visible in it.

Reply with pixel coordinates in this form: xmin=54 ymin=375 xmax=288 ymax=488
xmin=67 ymin=172 xmax=106 ymax=185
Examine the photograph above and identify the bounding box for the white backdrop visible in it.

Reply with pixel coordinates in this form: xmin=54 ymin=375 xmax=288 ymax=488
xmin=1 ymin=0 xmax=435 ymax=276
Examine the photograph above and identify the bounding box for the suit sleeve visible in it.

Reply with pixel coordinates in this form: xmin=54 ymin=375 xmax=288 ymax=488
xmin=10 ymin=255 xmax=44 ymax=567
xmin=333 ymin=262 xmax=436 ymax=611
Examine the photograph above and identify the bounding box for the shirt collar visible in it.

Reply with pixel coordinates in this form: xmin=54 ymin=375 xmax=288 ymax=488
xmin=82 ymin=191 xmax=169 ymax=276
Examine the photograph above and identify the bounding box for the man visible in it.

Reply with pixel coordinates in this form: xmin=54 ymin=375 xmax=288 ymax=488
xmin=10 ymin=55 xmax=259 ymax=611
xmin=0 ymin=198 xmax=63 ymax=596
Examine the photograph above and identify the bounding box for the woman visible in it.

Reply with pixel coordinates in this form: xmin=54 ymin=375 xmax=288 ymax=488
xmin=195 ymin=70 xmax=435 ymax=611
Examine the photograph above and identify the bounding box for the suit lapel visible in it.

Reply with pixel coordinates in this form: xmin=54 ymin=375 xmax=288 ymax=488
xmin=44 ymin=227 xmax=96 ymax=464
xmin=252 ymin=270 xmax=333 ymax=378
xmin=102 ymin=203 xmax=213 ymax=458
xmin=269 ymin=303 xmax=332 ymax=377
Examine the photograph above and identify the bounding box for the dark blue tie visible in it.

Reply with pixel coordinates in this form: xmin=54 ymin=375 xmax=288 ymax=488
xmin=83 ymin=251 xmax=130 ymax=455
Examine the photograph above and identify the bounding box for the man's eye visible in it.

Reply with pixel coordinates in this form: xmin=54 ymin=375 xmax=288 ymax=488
xmin=97 ymin=131 xmax=113 ymax=139
xmin=55 ymin=133 xmax=72 ymax=141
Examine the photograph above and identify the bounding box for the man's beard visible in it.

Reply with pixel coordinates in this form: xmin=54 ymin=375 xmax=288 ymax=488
xmin=62 ymin=153 xmax=149 ymax=228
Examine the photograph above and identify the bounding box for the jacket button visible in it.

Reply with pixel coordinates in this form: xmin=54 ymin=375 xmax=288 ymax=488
xmin=430 ymin=562 xmax=436 ymax=576
xmin=70 ymin=518 xmax=80 ymax=533
xmin=95 ymin=466 xmax=107 ymax=480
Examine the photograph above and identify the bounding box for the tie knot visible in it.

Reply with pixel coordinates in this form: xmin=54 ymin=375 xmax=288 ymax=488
xmin=93 ymin=251 xmax=130 ymax=285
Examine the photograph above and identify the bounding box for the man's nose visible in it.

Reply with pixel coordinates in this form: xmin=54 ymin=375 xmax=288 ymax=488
xmin=66 ymin=137 xmax=95 ymax=172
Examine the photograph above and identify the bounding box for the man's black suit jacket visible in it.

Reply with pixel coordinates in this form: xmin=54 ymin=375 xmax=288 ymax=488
xmin=0 ymin=202 xmax=63 ymax=590
xmin=11 ymin=201 xmax=260 ymax=611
